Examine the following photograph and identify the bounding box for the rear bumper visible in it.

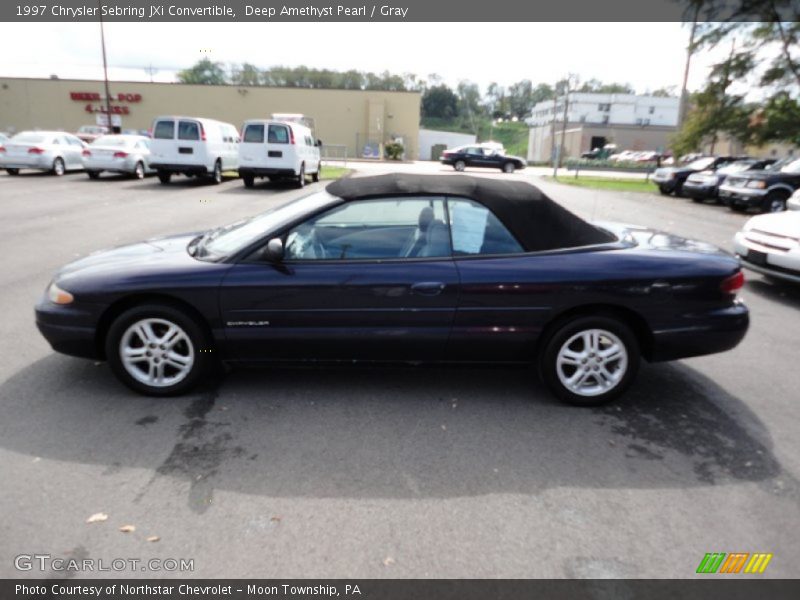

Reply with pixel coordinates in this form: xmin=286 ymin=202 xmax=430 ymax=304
xmin=649 ymin=302 xmax=749 ymax=362
xmin=150 ymin=163 xmax=209 ymax=175
xmin=239 ymin=167 xmax=297 ymax=177
xmin=1 ymin=156 xmax=53 ymax=170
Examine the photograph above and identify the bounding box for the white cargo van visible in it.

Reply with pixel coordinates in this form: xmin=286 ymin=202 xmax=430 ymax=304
xmin=238 ymin=119 xmax=321 ymax=188
xmin=149 ymin=116 xmax=239 ymax=185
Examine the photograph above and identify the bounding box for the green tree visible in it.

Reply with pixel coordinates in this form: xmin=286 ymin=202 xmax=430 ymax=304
xmin=421 ymin=84 xmax=459 ymax=119
xmin=230 ymin=62 xmax=261 ymax=86
xmin=177 ymin=58 xmax=227 ymax=85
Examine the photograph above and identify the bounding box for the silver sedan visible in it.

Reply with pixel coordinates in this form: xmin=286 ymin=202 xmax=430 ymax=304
xmin=82 ymin=134 xmax=155 ymax=179
xmin=1 ymin=131 xmax=87 ymax=175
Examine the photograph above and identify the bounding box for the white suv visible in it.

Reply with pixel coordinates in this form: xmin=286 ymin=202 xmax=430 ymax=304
xmin=149 ymin=116 xmax=239 ymax=185
xmin=238 ymin=120 xmax=321 ymax=188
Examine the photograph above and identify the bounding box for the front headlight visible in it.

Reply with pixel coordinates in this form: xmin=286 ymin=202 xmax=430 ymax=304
xmin=47 ymin=282 xmax=74 ymax=305
xmin=746 ymin=180 xmax=766 ymax=189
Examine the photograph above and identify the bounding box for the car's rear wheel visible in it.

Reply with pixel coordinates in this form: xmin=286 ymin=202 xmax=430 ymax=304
xmin=157 ymin=170 xmax=171 ymax=184
xmin=105 ymin=304 xmax=214 ymax=396
xmin=502 ymin=162 xmax=515 ymax=173
xmin=52 ymin=157 xmax=65 ymax=176
xmin=540 ymin=315 xmax=639 ymax=406
xmin=763 ymin=192 xmax=787 ymax=213
xmin=297 ymin=164 xmax=306 ymax=188
xmin=133 ymin=161 xmax=145 ymax=179
xmin=211 ymin=160 xmax=222 ymax=185
xmin=242 ymin=174 xmax=255 ymax=188
xmin=7 ymin=168 xmax=20 ymax=175
xmin=454 ymin=160 xmax=466 ymax=172
xmin=87 ymin=170 xmax=101 ymax=180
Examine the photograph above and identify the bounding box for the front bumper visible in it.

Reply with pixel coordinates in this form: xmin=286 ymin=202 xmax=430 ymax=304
xmin=652 ymin=177 xmax=676 ymax=191
xmin=733 ymin=231 xmax=800 ymax=283
xmin=35 ymin=297 xmax=104 ymax=360
xmin=682 ymin=182 xmax=717 ymax=199
xmin=649 ymin=302 xmax=749 ymax=362
xmin=718 ymin=186 xmax=766 ymax=208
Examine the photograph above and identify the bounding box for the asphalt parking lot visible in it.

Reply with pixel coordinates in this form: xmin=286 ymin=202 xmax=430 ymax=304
xmin=1 ymin=164 xmax=799 ymax=579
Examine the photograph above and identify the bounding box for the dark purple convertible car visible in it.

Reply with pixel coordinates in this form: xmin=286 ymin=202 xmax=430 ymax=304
xmin=36 ymin=174 xmax=748 ymax=405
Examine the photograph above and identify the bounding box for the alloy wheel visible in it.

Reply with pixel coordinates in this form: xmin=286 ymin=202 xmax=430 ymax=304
xmin=555 ymin=328 xmax=628 ymax=397
xmin=119 ymin=318 xmax=195 ymax=388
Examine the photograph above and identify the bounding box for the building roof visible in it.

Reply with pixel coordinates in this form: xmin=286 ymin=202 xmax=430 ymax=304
xmin=326 ymin=173 xmax=615 ymax=251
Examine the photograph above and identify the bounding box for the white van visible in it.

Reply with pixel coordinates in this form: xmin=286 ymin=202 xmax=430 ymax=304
xmin=149 ymin=116 xmax=239 ymax=185
xmin=238 ymin=119 xmax=321 ymax=188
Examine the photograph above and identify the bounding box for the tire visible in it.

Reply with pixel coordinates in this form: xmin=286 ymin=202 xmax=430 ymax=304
xmin=296 ymin=164 xmax=306 ymax=188
xmin=211 ymin=160 xmax=222 ymax=185
xmin=133 ymin=161 xmax=145 ymax=180
xmin=242 ymin=174 xmax=255 ymax=188
xmin=6 ymin=168 xmax=19 ymax=176
xmin=454 ymin=160 xmax=466 ymax=172
xmin=157 ymin=170 xmax=171 ymax=185
xmin=52 ymin=157 xmax=65 ymax=176
xmin=311 ymin=163 xmax=321 ymax=183
xmin=657 ymin=185 xmax=670 ymax=196
xmin=674 ymin=182 xmax=684 ymax=197
xmin=540 ymin=315 xmax=640 ymax=406
xmin=690 ymin=196 xmax=703 ymax=203
xmin=762 ymin=192 xmax=787 ymax=213
xmin=502 ymin=162 xmax=515 ymax=173
xmin=729 ymin=204 xmax=747 ymax=213
xmin=87 ymin=170 xmax=101 ymax=180
xmin=105 ymin=303 xmax=214 ymax=397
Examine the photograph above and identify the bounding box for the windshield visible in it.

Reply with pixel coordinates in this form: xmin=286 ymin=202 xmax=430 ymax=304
xmin=197 ymin=190 xmax=341 ymax=259
xmin=686 ymin=157 xmax=716 ymax=171
xmin=717 ymin=161 xmax=755 ymax=175
xmin=780 ymin=158 xmax=800 ymax=173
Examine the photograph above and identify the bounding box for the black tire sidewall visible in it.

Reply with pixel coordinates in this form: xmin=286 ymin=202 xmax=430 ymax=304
xmin=53 ymin=158 xmax=65 ymax=176
xmin=105 ymin=304 xmax=213 ymax=396
xmin=158 ymin=171 xmax=171 ymax=184
xmin=134 ymin=162 xmax=145 ymax=179
xmin=243 ymin=174 xmax=255 ymax=187
xmin=540 ymin=315 xmax=640 ymax=406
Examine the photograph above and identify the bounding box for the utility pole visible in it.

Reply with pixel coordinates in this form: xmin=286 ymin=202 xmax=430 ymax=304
xmin=550 ymin=85 xmax=558 ymax=174
xmin=678 ymin=3 xmax=701 ymax=129
xmin=98 ymin=1 xmax=113 ymax=131
xmin=553 ymin=74 xmax=575 ymax=176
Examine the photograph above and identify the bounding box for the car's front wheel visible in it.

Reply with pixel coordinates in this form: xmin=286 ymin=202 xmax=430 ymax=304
xmin=105 ymin=304 xmax=214 ymax=396
xmin=540 ymin=315 xmax=639 ymax=406
xmin=242 ymin=174 xmax=255 ymax=188
xmin=657 ymin=185 xmax=670 ymax=195
xmin=312 ymin=163 xmax=321 ymax=182
xmin=454 ymin=160 xmax=466 ymax=172
xmin=297 ymin=164 xmax=306 ymax=188
xmin=157 ymin=170 xmax=171 ymax=184
xmin=763 ymin=192 xmax=787 ymax=213
xmin=7 ymin=168 xmax=20 ymax=176
xmin=87 ymin=170 xmax=101 ymax=180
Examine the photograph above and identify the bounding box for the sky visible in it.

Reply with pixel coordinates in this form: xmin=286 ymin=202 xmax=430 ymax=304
xmin=0 ymin=22 xmax=730 ymax=94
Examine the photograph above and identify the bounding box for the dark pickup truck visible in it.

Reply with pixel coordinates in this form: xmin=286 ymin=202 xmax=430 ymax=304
xmin=718 ymin=157 xmax=800 ymax=213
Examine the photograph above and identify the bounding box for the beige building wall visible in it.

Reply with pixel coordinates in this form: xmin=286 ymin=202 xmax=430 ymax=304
xmin=0 ymin=77 xmax=421 ymax=159
xmin=528 ymin=122 xmax=678 ymax=162
xmin=701 ymin=134 xmax=799 ymax=159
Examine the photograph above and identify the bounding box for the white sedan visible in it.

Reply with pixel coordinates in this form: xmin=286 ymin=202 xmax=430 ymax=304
xmin=734 ymin=211 xmax=800 ymax=284
xmin=0 ymin=131 xmax=87 ymax=175
xmin=82 ymin=134 xmax=154 ymax=179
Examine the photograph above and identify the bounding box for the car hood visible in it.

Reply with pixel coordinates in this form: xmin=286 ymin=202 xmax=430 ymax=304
xmin=55 ymin=233 xmax=205 ymax=284
xmin=744 ymin=211 xmax=800 ymax=238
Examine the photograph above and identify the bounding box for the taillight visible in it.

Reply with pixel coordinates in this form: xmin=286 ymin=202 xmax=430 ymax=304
xmin=82 ymin=149 xmax=91 ymax=157
xmin=721 ymin=271 xmax=745 ymax=294
xmin=199 ymin=123 xmax=206 ymax=141
xmin=113 ymin=151 xmax=128 ymax=158
xmin=0 ymin=146 xmax=5 ymax=153
xmin=289 ymin=127 xmax=295 ymax=145
xmin=28 ymin=147 xmax=44 ymax=154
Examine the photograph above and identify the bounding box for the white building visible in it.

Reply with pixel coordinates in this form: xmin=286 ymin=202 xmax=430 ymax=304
xmin=526 ymin=93 xmax=680 ymax=162
xmin=418 ymin=128 xmax=477 ymax=160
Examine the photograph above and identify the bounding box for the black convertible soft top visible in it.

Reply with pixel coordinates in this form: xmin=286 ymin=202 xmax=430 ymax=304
xmin=326 ymin=173 xmax=616 ymax=251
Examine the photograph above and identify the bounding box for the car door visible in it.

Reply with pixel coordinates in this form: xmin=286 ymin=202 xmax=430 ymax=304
xmin=64 ymin=135 xmax=85 ymax=169
xmin=176 ymin=119 xmax=203 ymax=166
xmin=445 ymin=196 xmax=549 ymax=361
xmin=463 ymin=147 xmax=484 ymax=168
xmin=219 ymin=196 xmax=459 ymax=362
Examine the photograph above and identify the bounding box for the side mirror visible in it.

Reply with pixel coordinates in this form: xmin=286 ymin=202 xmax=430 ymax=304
xmin=264 ymin=238 xmax=284 ymax=262
xmin=316 ymin=139 xmax=323 ymax=147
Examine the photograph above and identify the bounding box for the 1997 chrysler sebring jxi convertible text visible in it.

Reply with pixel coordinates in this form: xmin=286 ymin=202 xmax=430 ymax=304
xmin=35 ymin=174 xmax=749 ymax=405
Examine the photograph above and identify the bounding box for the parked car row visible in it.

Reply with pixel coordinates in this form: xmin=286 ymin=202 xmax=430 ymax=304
xmin=0 ymin=115 xmax=324 ymax=188
xmin=653 ymin=155 xmax=800 ymax=213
